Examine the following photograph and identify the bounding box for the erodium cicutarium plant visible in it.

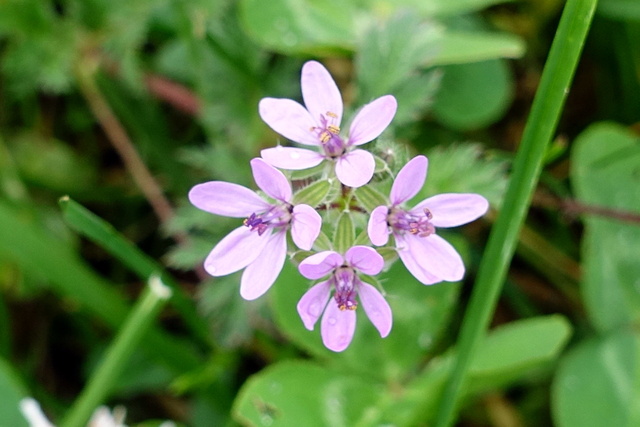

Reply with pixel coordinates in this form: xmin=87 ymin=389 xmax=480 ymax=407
xmin=190 ymin=61 xmax=489 ymax=352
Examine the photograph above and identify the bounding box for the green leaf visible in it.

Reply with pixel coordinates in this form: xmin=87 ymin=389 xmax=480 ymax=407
xmin=333 ymin=212 xmax=356 ymax=254
xmin=292 ymin=180 xmax=331 ymax=207
xmin=468 ymin=315 xmax=572 ymax=384
xmin=356 ymin=12 xmax=439 ymax=99
xmin=570 ymin=122 xmax=640 ymax=333
xmin=432 ymin=59 xmax=514 ymax=130
xmin=370 ymin=0 xmax=515 ymax=17
xmin=239 ymin=0 xmax=356 ymax=54
xmin=0 ymin=358 xmax=29 ymax=427
xmin=233 ymin=361 xmax=383 ymax=427
xmin=354 ymin=185 xmax=388 ymax=213
xmin=598 ymin=0 xmax=640 ymax=21
xmin=382 ymin=315 xmax=572 ymax=426
xmin=431 ymin=31 xmax=526 ymax=66
xmin=552 ymin=330 xmax=640 ymax=427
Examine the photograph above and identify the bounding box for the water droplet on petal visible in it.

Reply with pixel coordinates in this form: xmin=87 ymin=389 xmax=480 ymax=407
xmin=308 ymin=303 xmax=321 ymax=317
xmin=328 ymin=317 xmax=337 ymax=325
xmin=290 ymin=151 xmax=300 ymax=159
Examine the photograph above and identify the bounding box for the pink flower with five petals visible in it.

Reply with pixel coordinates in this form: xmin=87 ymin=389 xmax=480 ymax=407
xmin=189 ymin=158 xmax=321 ymax=300
xmin=367 ymin=155 xmax=489 ymax=285
xmin=259 ymin=61 xmax=397 ymax=188
xmin=296 ymin=246 xmax=392 ymax=352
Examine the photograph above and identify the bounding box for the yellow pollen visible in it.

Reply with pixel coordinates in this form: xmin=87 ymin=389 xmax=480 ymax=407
xmin=327 ymin=124 xmax=340 ymax=134
xmin=326 ymin=111 xmax=338 ymax=118
xmin=320 ymin=131 xmax=331 ymax=143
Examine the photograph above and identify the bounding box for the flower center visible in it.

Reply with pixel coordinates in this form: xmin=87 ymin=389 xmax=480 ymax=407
xmin=332 ymin=266 xmax=358 ymax=311
xmin=311 ymin=111 xmax=346 ymax=158
xmin=243 ymin=205 xmax=292 ymax=235
xmin=388 ymin=207 xmax=435 ymax=238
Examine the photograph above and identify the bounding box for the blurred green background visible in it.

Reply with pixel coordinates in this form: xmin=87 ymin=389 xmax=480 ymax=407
xmin=1 ymin=0 xmax=639 ymax=425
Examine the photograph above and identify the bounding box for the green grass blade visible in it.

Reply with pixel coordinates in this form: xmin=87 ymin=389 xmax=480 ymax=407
xmin=433 ymin=1 xmax=598 ymax=426
xmin=0 ymin=200 xmax=202 ymax=374
xmin=60 ymin=277 xmax=172 ymax=427
xmin=58 ymin=196 xmax=211 ymax=347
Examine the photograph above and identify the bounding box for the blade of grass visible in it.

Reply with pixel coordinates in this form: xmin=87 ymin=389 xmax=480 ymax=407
xmin=60 ymin=276 xmax=172 ymax=427
xmin=58 ymin=196 xmax=211 ymax=348
xmin=0 ymin=200 xmax=201 ymax=373
xmin=432 ymin=1 xmax=598 ymax=426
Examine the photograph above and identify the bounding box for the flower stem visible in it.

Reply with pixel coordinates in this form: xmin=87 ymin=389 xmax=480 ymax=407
xmin=432 ymin=1 xmax=597 ymax=426
xmin=60 ymin=276 xmax=172 ymax=427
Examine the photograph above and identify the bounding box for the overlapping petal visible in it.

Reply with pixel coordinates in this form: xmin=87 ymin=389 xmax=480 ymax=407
xmin=188 ymin=182 xmax=270 ymax=218
xmin=395 ymin=234 xmax=442 ymax=285
xmin=297 ymin=280 xmax=331 ymax=330
xmin=261 ymin=146 xmax=324 ymax=170
xmin=291 ymin=204 xmax=322 ymax=250
xmin=405 ymin=233 xmax=464 ymax=282
xmin=321 ymin=302 xmax=356 ymax=352
xmin=259 ymin=98 xmax=319 ymax=146
xmin=390 ymin=155 xmax=428 ymax=205
xmin=412 ymin=193 xmax=489 ymax=228
xmin=204 ymin=226 xmax=271 ymax=276
xmin=335 ymin=149 xmax=375 ymax=188
xmin=299 ymin=251 xmax=343 ymax=279
xmin=240 ymin=230 xmax=287 ymax=300
xmin=301 ymin=61 xmax=343 ymax=124
xmin=368 ymin=206 xmax=390 ymax=246
xmin=250 ymin=158 xmax=292 ymax=202
xmin=348 ymin=95 xmax=397 ymax=146
xmin=345 ymin=246 xmax=384 ymax=275
xmin=358 ymin=282 xmax=392 ymax=337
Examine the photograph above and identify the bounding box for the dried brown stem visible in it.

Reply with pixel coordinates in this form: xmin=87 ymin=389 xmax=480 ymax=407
xmin=534 ymin=192 xmax=640 ymax=225
xmin=76 ymin=63 xmax=175 ymax=227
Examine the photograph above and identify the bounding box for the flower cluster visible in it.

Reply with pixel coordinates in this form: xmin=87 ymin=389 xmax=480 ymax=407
xmin=189 ymin=61 xmax=488 ymax=352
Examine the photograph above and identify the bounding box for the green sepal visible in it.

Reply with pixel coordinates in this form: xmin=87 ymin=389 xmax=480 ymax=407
xmin=333 ymin=212 xmax=355 ymax=254
xmin=292 ymin=179 xmax=331 ymax=207
xmin=312 ymin=231 xmax=332 ymax=252
xmin=354 ymin=185 xmax=389 ymax=213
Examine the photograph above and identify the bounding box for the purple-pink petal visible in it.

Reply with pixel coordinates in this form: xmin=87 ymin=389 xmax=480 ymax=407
xmin=299 ymin=251 xmax=343 ymax=279
xmin=395 ymin=234 xmax=443 ymax=285
xmin=412 ymin=193 xmax=489 ymax=228
xmin=368 ymin=206 xmax=390 ymax=246
xmin=345 ymin=246 xmax=384 ymax=275
xmin=358 ymin=282 xmax=392 ymax=338
xmin=250 ymin=158 xmax=292 ymax=202
xmin=301 ymin=61 xmax=343 ymax=125
xmin=321 ymin=302 xmax=356 ymax=352
xmin=204 ymin=226 xmax=271 ymax=276
xmin=390 ymin=155 xmax=428 ymax=205
xmin=405 ymin=234 xmax=465 ymax=282
xmin=347 ymin=95 xmax=397 ymax=146
xmin=335 ymin=149 xmax=375 ymax=188
xmin=261 ymin=146 xmax=325 ymax=170
xmin=239 ymin=230 xmax=287 ymax=300
xmin=189 ymin=182 xmax=270 ymax=218
xmin=259 ymin=98 xmax=319 ymax=146
xmin=297 ymin=280 xmax=331 ymax=330
xmin=291 ymin=204 xmax=322 ymax=250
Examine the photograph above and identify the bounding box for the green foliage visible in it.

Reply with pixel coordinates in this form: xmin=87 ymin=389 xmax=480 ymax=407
xmin=570 ymin=123 xmax=640 ymax=333
xmin=0 ymin=359 xmax=29 ymax=427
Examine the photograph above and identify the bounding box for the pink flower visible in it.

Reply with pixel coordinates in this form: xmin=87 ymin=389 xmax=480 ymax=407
xmin=189 ymin=158 xmax=321 ymax=300
xmin=367 ymin=155 xmax=489 ymax=285
xmin=296 ymin=246 xmax=392 ymax=352
xmin=259 ymin=61 xmax=397 ymax=188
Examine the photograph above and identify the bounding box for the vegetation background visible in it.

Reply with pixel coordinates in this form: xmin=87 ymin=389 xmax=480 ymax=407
xmin=1 ymin=0 xmax=639 ymax=426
